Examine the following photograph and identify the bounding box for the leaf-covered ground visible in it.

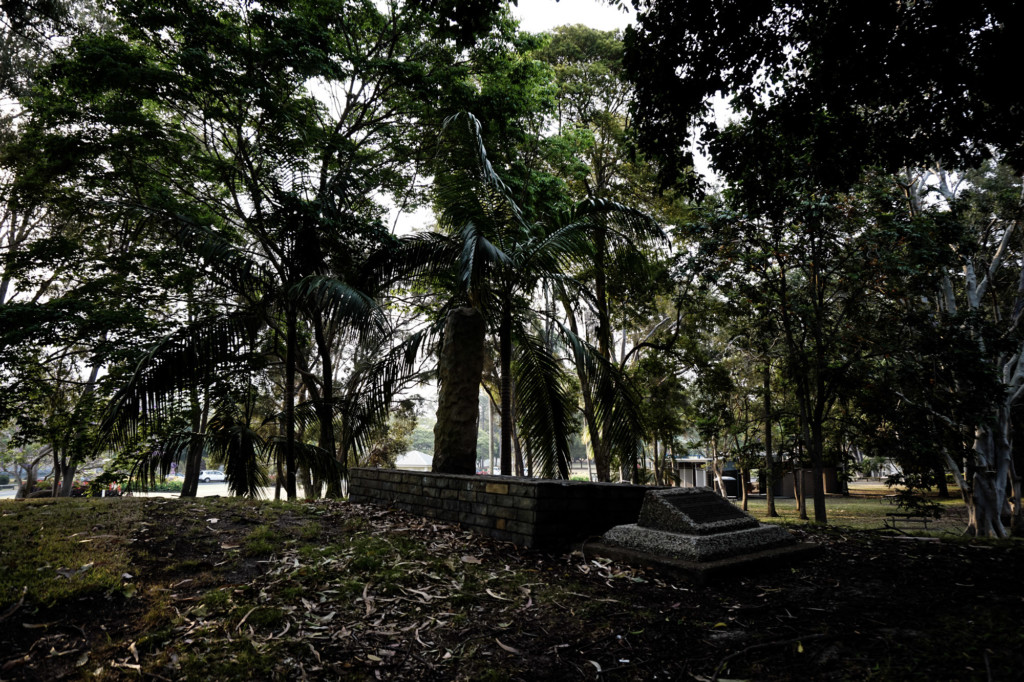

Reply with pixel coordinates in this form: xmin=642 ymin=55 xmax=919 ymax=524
xmin=1 ymin=496 xmax=1023 ymax=681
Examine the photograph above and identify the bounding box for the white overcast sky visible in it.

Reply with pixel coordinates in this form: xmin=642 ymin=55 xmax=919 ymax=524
xmin=512 ymin=0 xmax=722 ymax=183
xmin=512 ymin=0 xmax=635 ymax=33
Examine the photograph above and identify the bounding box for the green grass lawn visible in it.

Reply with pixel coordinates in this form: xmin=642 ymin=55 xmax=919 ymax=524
xmin=735 ymin=483 xmax=969 ymax=534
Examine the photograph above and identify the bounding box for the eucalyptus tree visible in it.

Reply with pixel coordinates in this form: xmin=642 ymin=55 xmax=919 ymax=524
xmin=530 ymin=25 xmax=675 ymax=481
xmin=889 ymin=163 xmax=1024 ymax=536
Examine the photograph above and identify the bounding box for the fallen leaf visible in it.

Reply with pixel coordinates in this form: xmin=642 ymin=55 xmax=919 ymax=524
xmin=495 ymin=638 xmax=522 ymax=655
xmin=460 ymin=555 xmax=482 ymax=564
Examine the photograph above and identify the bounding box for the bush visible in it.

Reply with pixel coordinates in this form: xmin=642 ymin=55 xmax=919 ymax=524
xmin=148 ymin=479 xmax=183 ymax=493
xmin=0 ymin=474 xmax=10 ymax=485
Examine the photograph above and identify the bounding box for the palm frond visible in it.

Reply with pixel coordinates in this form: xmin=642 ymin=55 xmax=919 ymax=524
xmin=101 ymin=311 xmax=262 ymax=450
xmin=359 ymin=232 xmax=462 ymax=291
xmin=335 ymin=329 xmax=433 ymax=465
xmin=289 ymin=275 xmax=387 ymax=341
xmin=173 ymin=218 xmax=273 ymax=302
xmin=264 ymin=435 xmax=338 ymax=497
xmin=441 ymin=112 xmax=526 ymax=227
xmin=460 ymin=219 xmax=511 ymax=304
xmin=512 ymin=329 xmax=576 ymax=479
xmin=207 ymin=411 xmax=270 ymax=498
xmin=557 ymin=322 xmax=646 ymax=474
xmin=126 ymin=429 xmax=201 ymax=492
xmin=569 ymin=197 xmax=666 ymax=247
xmin=515 ymin=220 xmax=595 ymax=275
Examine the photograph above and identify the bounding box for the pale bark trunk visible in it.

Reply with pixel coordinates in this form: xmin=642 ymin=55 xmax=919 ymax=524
xmin=764 ymin=363 xmax=778 ymax=517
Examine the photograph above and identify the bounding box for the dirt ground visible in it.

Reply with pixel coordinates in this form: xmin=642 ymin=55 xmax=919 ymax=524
xmin=1 ymin=497 xmax=1022 ymax=681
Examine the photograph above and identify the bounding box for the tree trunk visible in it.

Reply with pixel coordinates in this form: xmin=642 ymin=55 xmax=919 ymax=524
xmin=741 ymin=467 xmax=750 ymax=511
xmin=488 ymin=397 xmax=494 ymax=474
xmin=296 ymin=385 xmax=315 ymax=500
xmin=433 ymin=307 xmax=486 ymax=475
xmin=933 ymin=462 xmax=950 ymax=498
xmin=559 ymin=288 xmax=610 ymax=481
xmin=313 ymin=316 xmax=343 ymax=498
xmin=711 ymin=438 xmax=726 ymax=497
xmin=499 ymin=303 xmax=513 ymax=476
xmin=764 ymin=364 xmax=778 ymax=517
xmin=181 ymin=383 xmax=208 ymax=498
xmin=284 ymin=306 xmax=299 ymax=500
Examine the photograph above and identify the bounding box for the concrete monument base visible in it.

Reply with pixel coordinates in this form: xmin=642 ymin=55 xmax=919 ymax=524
xmin=591 ymin=487 xmax=819 ymax=583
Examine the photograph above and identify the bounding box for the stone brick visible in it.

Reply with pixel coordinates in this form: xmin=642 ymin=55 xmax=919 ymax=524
xmin=492 ymin=506 xmax=516 ymax=521
xmin=515 ymin=508 xmax=537 ymax=524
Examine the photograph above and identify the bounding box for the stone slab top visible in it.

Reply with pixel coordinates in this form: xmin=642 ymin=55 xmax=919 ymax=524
xmin=637 ymin=487 xmax=760 ymax=535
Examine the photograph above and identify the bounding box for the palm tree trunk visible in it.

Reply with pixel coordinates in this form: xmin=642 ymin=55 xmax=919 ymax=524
xmin=764 ymin=363 xmax=778 ymax=517
xmin=500 ymin=303 xmax=513 ymax=476
xmin=313 ymin=317 xmax=342 ymax=498
xmin=558 ymin=293 xmax=611 ymax=481
xmin=284 ymin=306 xmax=299 ymax=500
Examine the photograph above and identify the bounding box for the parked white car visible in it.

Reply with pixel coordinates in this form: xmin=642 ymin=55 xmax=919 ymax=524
xmin=200 ymin=470 xmax=226 ymax=483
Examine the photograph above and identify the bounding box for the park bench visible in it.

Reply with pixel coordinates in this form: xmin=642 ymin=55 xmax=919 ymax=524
xmin=884 ymin=512 xmax=932 ymax=531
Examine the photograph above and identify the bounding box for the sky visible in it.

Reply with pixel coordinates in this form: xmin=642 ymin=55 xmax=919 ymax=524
xmin=514 ymin=0 xmax=723 ymax=183
xmin=512 ymin=0 xmax=635 ymax=33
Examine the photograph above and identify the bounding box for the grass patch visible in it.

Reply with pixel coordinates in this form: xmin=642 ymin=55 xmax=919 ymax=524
xmin=242 ymin=525 xmax=284 ymax=557
xmin=0 ymin=498 xmax=138 ymax=608
xmin=736 ymin=486 xmax=968 ymax=533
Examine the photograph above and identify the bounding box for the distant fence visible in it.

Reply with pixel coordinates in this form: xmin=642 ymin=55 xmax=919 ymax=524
xmin=349 ymin=468 xmax=660 ymax=550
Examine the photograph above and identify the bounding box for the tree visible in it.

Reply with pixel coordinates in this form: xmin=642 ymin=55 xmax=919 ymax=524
xmin=683 ymin=174 xmax=950 ymax=523
xmin=625 ymin=0 xmax=1023 ymax=191
xmin=888 ymin=163 xmax=1024 ymax=536
xmin=19 ymin=0 xmax=507 ymax=498
xmin=532 ymin=25 xmax=675 ymax=481
xmin=382 ymin=112 xmax=655 ymax=479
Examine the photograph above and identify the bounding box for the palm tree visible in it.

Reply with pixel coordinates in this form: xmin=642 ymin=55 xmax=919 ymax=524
xmin=382 ymin=113 xmax=657 ymax=478
xmin=100 ymin=204 xmax=394 ymax=498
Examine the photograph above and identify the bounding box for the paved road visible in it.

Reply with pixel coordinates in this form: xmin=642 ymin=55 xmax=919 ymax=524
xmin=0 ymin=482 xmax=281 ymax=500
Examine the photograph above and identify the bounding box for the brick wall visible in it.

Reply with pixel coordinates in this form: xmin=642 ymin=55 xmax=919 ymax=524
xmin=349 ymin=467 xmax=659 ymax=550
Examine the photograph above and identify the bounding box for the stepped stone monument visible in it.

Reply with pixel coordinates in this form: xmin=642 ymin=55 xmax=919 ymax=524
xmin=592 ymin=487 xmax=816 ymax=581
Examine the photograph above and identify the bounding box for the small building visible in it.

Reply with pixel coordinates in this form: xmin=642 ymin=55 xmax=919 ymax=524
xmin=673 ymin=456 xmax=711 ymax=488
xmin=395 ymin=450 xmax=433 ymax=472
